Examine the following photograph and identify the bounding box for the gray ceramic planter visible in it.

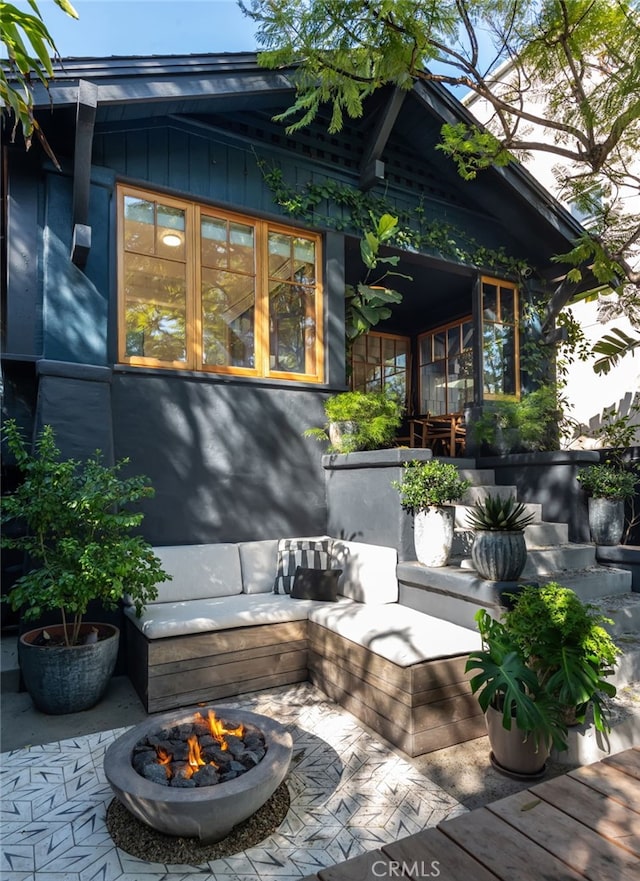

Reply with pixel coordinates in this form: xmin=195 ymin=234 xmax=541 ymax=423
xmin=471 ymin=530 xmax=527 ymax=581
xmin=485 ymin=705 xmax=550 ymax=776
xmin=588 ymin=497 xmax=624 ymax=546
xmin=19 ymin=623 xmax=119 ymax=714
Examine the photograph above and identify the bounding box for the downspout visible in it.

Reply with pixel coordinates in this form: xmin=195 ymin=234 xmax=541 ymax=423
xmin=71 ymin=80 xmax=98 ymax=268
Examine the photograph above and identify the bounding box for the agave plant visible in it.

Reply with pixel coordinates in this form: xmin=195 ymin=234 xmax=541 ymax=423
xmin=466 ymin=493 xmax=535 ymax=531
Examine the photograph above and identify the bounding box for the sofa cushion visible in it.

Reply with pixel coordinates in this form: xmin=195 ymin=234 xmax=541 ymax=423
xmin=273 ymin=538 xmax=332 ymax=594
xmin=238 ymin=540 xmax=279 ymax=594
xmin=149 ymin=544 xmax=243 ymax=603
xmin=290 ymin=567 xmax=342 ymax=602
xmin=331 ymin=539 xmax=398 ymax=604
xmin=308 ymin=603 xmax=480 ymax=667
xmin=125 ymin=593 xmax=354 ymax=639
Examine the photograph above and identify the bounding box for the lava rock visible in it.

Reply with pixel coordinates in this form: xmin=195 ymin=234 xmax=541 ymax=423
xmin=141 ymin=763 xmax=170 ymax=786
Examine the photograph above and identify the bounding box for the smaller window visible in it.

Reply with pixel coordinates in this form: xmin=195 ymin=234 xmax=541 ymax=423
xmin=351 ymin=332 xmax=410 ymax=407
xmin=418 ymin=318 xmax=474 ymax=415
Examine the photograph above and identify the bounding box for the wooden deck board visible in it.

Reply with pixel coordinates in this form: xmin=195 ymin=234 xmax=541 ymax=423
xmin=569 ymin=761 xmax=640 ymax=812
xmin=532 ymin=775 xmax=640 ymax=857
xmin=384 ymin=828 xmax=501 ymax=880
xmin=487 ymin=787 xmax=640 ymax=881
xmin=603 ymin=746 xmax=640 ymax=780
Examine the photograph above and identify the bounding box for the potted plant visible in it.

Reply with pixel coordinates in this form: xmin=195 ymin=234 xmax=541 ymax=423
xmin=466 ymin=583 xmax=619 ymax=777
xmin=304 ymin=390 xmax=403 ymax=453
xmin=466 ymin=493 xmax=535 ymax=581
xmin=576 ymin=462 xmax=637 ymax=545
xmin=393 ymin=459 xmax=470 ymax=566
xmin=1 ymin=420 xmax=170 ymax=715
xmin=503 ymin=582 xmax=619 ymax=729
xmin=466 ymin=608 xmax=567 ymax=777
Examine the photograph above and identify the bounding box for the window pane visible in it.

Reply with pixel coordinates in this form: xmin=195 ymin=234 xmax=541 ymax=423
xmin=420 ymin=335 xmax=432 ymax=364
xmin=420 ymin=362 xmax=446 ymax=415
xmin=201 ymin=216 xmax=228 ymax=268
xmin=483 ymin=283 xmax=498 ymax=321
xmin=201 ymin=268 xmax=255 ymax=368
xmin=123 ymin=252 xmax=186 ymax=361
xmin=448 ymin=326 xmax=460 ymax=358
xmin=268 ymin=233 xmax=292 ymax=279
xmin=269 ymin=282 xmax=316 ymax=374
xmin=433 ymin=331 xmax=446 ymax=360
xmin=293 ymin=238 xmax=316 ymax=283
xmin=462 ymin=321 xmax=474 ymax=351
xmin=229 ymin=222 xmax=255 ymax=275
xmin=352 ymin=336 xmax=366 ymax=363
xmin=500 ymin=286 xmax=515 ymax=323
xmin=367 ymin=335 xmax=382 ymax=365
xmin=124 ymin=196 xmax=155 ymax=254
xmin=157 ymin=204 xmax=185 ymax=260
xmin=483 ymin=323 xmax=517 ymax=395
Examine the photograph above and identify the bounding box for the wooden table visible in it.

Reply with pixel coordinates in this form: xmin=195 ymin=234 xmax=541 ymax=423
xmin=301 ymin=747 xmax=640 ymax=880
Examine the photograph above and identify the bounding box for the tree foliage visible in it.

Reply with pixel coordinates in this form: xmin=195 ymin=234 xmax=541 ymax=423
xmin=1 ymin=0 xmax=78 ymax=168
xmin=242 ymin=0 xmax=640 ymax=370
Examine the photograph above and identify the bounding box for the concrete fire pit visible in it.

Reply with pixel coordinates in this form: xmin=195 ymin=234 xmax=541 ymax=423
xmin=104 ymin=706 xmax=293 ymax=842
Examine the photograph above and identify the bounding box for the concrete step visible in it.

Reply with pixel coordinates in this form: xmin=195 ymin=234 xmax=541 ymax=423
xmin=458 ymin=544 xmax=596 ymax=576
xmin=460 ymin=485 xmax=517 ymax=505
xmin=456 ymin=468 xmax=496 ymax=486
xmin=524 ymin=522 xmax=569 ymax=548
xmin=397 ymin=559 xmax=634 ymax=630
xmin=455 ymin=502 xmax=543 ymax=528
xmin=552 ymin=567 xmax=632 ymax=601
xmin=452 ymin=522 xmax=570 ymax=556
xmin=590 ymin=593 xmax=640 ymax=638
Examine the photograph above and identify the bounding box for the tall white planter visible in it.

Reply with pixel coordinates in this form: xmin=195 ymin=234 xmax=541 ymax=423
xmin=414 ymin=506 xmax=455 ymax=567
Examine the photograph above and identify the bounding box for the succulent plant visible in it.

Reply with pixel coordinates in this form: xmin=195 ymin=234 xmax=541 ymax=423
xmin=466 ymin=493 xmax=535 ymax=531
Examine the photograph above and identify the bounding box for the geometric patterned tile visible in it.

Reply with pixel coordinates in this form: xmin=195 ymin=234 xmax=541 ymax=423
xmin=0 ymin=683 xmax=466 ymax=880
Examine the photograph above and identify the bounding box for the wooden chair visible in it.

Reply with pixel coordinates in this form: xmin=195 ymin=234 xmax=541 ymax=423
xmin=409 ymin=414 xmax=466 ymax=457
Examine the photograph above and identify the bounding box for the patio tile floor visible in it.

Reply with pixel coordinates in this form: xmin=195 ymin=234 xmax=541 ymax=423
xmin=0 ymin=683 xmax=467 ymax=881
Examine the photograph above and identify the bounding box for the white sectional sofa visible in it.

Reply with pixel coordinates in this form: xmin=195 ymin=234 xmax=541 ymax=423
xmin=124 ymin=537 xmax=484 ymax=756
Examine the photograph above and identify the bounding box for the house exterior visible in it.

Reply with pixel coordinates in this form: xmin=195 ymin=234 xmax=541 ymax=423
xmin=1 ymin=53 xmax=592 ymax=546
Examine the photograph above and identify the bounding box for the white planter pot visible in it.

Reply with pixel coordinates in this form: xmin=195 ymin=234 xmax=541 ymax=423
xmin=414 ymin=506 xmax=455 ymax=567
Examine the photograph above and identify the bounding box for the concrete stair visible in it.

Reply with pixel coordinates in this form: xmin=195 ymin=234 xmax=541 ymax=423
xmin=398 ymin=463 xmax=635 ymax=627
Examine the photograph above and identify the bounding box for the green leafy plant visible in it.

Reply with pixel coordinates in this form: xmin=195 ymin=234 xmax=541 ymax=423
xmin=304 ymin=390 xmax=403 ymax=453
xmin=472 ymin=386 xmax=562 ymax=453
xmin=465 ymin=608 xmax=568 ymax=751
xmin=1 ymin=420 xmax=169 ymax=647
xmin=393 ymin=460 xmax=471 ymax=512
xmin=577 ymin=463 xmax=637 ymax=501
xmin=344 ymin=213 xmax=410 ymax=341
xmin=502 ymin=583 xmax=619 ymax=732
xmin=466 ymin=494 xmax=535 ymax=531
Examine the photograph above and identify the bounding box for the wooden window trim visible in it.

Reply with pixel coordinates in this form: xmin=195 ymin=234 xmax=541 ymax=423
xmin=117 ymin=184 xmax=324 ymax=383
xmin=480 ymin=276 xmax=520 ymax=401
xmin=350 ymin=330 xmax=411 ymax=404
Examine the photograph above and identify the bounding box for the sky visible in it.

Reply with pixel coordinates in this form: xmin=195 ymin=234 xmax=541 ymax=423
xmin=15 ymin=0 xmax=259 ymax=58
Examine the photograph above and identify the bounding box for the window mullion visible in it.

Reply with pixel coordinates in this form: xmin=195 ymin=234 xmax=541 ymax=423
xmin=190 ymin=204 xmax=202 ymax=371
xmin=256 ymin=221 xmax=269 ymax=376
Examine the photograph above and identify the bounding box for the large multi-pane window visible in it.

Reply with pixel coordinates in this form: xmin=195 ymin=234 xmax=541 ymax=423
xmin=118 ymin=185 xmax=323 ymax=381
xmin=418 ymin=319 xmax=474 ymax=415
xmin=350 ymin=332 xmax=410 ymax=406
xmin=481 ymin=277 xmax=519 ymax=398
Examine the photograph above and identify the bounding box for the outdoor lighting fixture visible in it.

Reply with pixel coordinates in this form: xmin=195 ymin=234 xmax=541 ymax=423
xmin=162 ymin=232 xmax=183 ymax=247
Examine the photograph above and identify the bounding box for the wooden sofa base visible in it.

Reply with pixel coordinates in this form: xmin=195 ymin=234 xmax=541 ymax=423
xmin=307 ymin=622 xmax=486 ymax=757
xmin=126 ymin=618 xmax=309 ymax=713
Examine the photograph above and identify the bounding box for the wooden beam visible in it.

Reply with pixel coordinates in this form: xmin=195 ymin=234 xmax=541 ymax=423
xmin=359 ymin=87 xmax=407 ymax=191
xmin=71 ymin=80 xmax=98 ymax=268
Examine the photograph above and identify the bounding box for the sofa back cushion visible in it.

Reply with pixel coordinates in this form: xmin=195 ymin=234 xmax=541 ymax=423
xmin=238 ymin=540 xmax=279 ymax=594
xmin=331 ymin=539 xmax=398 ymax=604
xmin=149 ymin=543 xmax=243 ymax=603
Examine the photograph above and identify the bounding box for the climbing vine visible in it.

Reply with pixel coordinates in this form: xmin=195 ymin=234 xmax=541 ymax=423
xmin=254 ymin=153 xmax=531 ymax=281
